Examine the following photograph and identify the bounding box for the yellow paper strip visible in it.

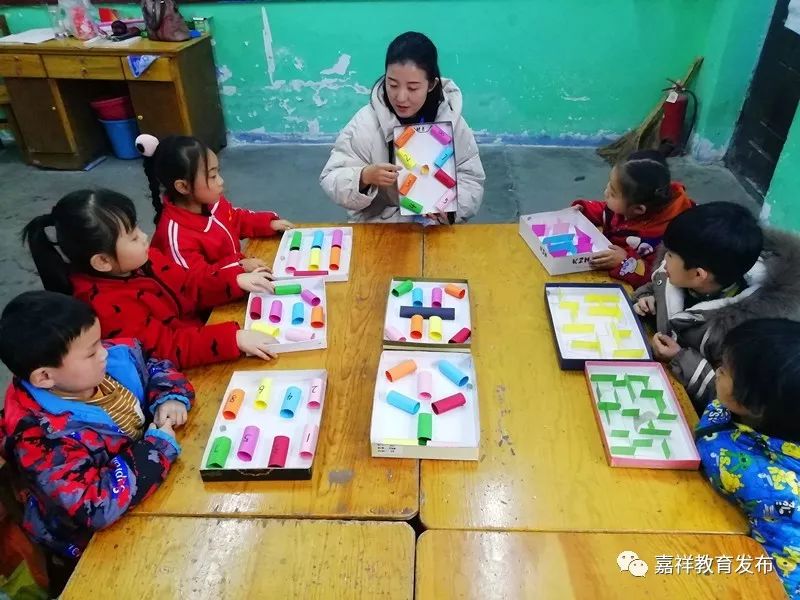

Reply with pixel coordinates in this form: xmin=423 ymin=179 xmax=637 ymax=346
xmin=572 ymin=340 xmax=601 ymax=351
xmin=381 ymin=438 xmax=417 ymax=446
xmin=309 ymin=247 xmax=322 ymax=270
xmin=585 ymin=294 xmax=619 ymax=304
xmin=613 ymin=349 xmax=646 ymax=359
xmin=611 ymin=325 xmax=632 ymax=340
xmin=560 ymin=301 xmax=580 ymax=312
xmin=252 ymin=322 xmax=280 ymax=338
xmin=588 ymin=306 xmax=622 ymax=318
xmin=562 ymin=323 xmax=595 ymax=334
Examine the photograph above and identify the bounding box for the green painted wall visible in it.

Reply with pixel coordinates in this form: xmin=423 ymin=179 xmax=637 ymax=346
xmin=766 ymin=104 xmax=800 ymax=232
xmin=0 ymin=0 xmax=772 ymax=146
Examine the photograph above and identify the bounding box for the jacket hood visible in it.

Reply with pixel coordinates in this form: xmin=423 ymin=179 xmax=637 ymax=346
xmin=370 ymin=77 xmax=464 ymax=141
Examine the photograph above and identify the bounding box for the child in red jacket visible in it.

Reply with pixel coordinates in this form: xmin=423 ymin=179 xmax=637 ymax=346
xmin=22 ymin=189 xmax=278 ymax=369
xmin=136 ymin=134 xmax=294 ymax=277
xmin=572 ymin=150 xmax=695 ymax=288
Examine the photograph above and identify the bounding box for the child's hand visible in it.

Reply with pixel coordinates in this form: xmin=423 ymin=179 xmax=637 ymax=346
xmin=651 ymin=332 xmax=682 ymax=361
xmin=237 ymin=269 xmax=275 ymax=294
xmin=634 ymin=295 xmax=656 ymax=316
xmin=271 ymin=219 xmax=295 ymax=232
xmin=424 ymin=213 xmax=450 ymax=225
xmin=361 ymin=163 xmax=401 ymax=187
xmin=590 ymin=245 xmax=628 ymax=270
xmin=573 ymin=204 xmax=585 ymax=213
xmin=149 ymin=419 xmax=176 ymax=438
xmin=237 ymin=330 xmax=278 ymax=361
xmin=154 ymin=400 xmax=188 ymax=428
xmin=240 ymin=257 xmax=268 ymax=273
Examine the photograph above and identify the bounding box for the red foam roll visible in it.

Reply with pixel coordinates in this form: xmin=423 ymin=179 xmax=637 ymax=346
xmin=449 ymin=327 xmax=472 ymax=344
xmin=432 ymin=393 xmax=466 ymax=415
xmin=268 ymin=435 xmax=290 ymax=467
xmin=434 ymin=168 xmax=456 ymax=189
xmin=249 ymin=296 xmax=263 ymax=320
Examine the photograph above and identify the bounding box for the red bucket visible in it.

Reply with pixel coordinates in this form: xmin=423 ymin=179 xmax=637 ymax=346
xmin=90 ymin=96 xmax=134 ymax=121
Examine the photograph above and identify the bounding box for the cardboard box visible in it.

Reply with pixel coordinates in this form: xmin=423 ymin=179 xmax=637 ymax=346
xmin=272 ymin=227 xmax=352 ymax=283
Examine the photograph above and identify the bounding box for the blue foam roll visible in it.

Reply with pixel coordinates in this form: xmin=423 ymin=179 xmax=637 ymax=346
xmin=438 ymin=360 xmax=470 ymax=387
xmin=280 ymin=386 xmax=302 ymax=418
xmin=386 ymin=390 xmax=420 ymax=415
xmin=547 ymin=241 xmax=577 ymax=253
xmin=311 ymin=230 xmax=325 ymax=249
xmin=434 ymin=145 xmax=454 ymax=168
xmin=292 ymin=301 xmax=305 ymax=325
xmin=542 ymin=234 xmax=575 ymax=245
xmin=412 ymin=287 xmax=423 ymax=307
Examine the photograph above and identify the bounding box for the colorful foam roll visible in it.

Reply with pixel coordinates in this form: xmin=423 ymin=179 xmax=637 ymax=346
xmin=432 ymin=393 xmax=466 ymax=415
xmin=285 ymin=328 xmax=315 ymax=342
xmin=292 ymin=301 xmax=305 ymax=325
xmin=331 ymin=229 xmax=344 ymax=248
xmin=431 ymin=287 xmax=443 ymax=307
xmin=384 ymin=325 xmax=407 ymax=342
xmin=268 ymin=435 xmax=289 ymax=467
xmin=310 ymin=306 xmax=325 ymax=329
xmin=429 ymin=316 xmax=443 ymax=341
xmin=434 ymin=145 xmax=454 ymax=168
xmin=286 ymin=249 xmax=301 ymax=273
xmin=395 ymin=126 xmax=415 ymax=148
xmin=280 ymin=386 xmax=302 ymax=418
xmin=329 ymin=246 xmax=342 ymax=271
xmin=222 ymin=388 xmax=245 ymax=420
xmin=412 ymin=287 xmax=423 ymax=307
xmin=434 ymin=169 xmax=456 ymax=189
xmin=386 ymin=390 xmax=420 ymax=415
xmin=391 ymin=280 xmax=414 ymax=297
xmin=308 ymin=378 xmax=323 ymax=408
xmin=289 ymin=231 xmax=303 ymax=250
xmin=430 ymin=124 xmax=452 ymax=145
xmin=301 ymin=289 xmax=321 ymax=306
xmin=438 ymin=360 xmax=469 ymax=387
xmin=299 ymin=424 xmax=319 ymax=459
xmin=309 ymin=247 xmax=322 ymax=270
xmin=385 ymin=359 xmax=417 ymax=382
xmin=444 ymin=283 xmax=466 ymax=299
xmin=397 ymin=148 xmax=416 ymax=170
xmin=237 ymin=425 xmax=260 ymax=461
xmin=249 ymin=296 xmax=263 ymax=320
xmin=311 ymin=230 xmax=324 ymax=249
xmin=410 ymin=314 xmax=424 ymax=340
xmin=417 ymin=413 xmax=432 ymax=446
xmin=254 ymin=378 xmax=272 ymax=410
xmin=417 ymin=370 xmax=432 ymax=400
xmin=400 ymin=196 xmax=423 ymax=214
xmin=399 ymin=306 xmax=455 ymax=320
xmin=269 ymin=300 xmax=283 ymax=323
xmin=206 ymin=436 xmax=232 ymax=468
xmin=449 ymin=327 xmax=472 ymax=344
xmin=435 ymin=188 xmax=456 ymax=213
xmin=252 ymin=321 xmax=280 ymax=338
xmin=275 ymin=283 xmax=302 ymax=295
xmin=398 ymin=173 xmax=417 ymax=196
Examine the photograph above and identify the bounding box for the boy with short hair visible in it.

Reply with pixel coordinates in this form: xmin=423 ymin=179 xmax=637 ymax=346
xmin=0 ymin=291 xmax=193 ymax=593
xmin=633 ymin=202 xmax=800 ymax=412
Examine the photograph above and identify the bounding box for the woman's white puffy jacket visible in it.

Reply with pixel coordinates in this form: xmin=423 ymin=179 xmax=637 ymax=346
xmin=320 ymin=78 xmax=485 ymax=223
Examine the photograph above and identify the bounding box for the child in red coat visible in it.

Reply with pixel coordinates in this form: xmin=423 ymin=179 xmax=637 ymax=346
xmin=22 ymin=189 xmax=278 ymax=369
xmin=136 ymin=134 xmax=294 ymax=277
xmin=572 ymin=150 xmax=695 ymax=288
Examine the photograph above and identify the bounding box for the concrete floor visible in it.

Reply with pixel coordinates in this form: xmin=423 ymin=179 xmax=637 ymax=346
xmin=0 ymin=142 xmax=758 ymax=387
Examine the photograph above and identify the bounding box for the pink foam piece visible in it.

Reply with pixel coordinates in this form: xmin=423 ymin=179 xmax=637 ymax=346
xmin=576 ymin=242 xmax=594 ymax=254
xmin=551 ymin=249 xmax=569 ymax=257
xmin=551 ymin=222 xmax=570 ymax=235
xmin=531 ymin=223 xmax=547 ymax=237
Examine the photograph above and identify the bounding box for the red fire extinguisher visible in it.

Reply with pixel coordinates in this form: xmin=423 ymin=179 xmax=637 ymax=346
xmin=659 ymin=79 xmax=698 ymax=156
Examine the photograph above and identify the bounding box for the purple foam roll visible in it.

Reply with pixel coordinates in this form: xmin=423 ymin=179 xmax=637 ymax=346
xmin=332 ymin=229 xmax=344 ymax=248
xmin=237 ymin=425 xmax=260 ymax=461
xmin=431 ymin=288 xmax=443 ymax=308
xmin=269 ymin=300 xmax=283 ymax=323
xmin=301 ymin=289 xmax=321 ymax=306
xmin=430 ymin=124 xmax=452 ymax=145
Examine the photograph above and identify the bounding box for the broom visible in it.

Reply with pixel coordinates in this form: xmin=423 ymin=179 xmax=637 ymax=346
xmin=597 ymin=56 xmax=704 ymax=164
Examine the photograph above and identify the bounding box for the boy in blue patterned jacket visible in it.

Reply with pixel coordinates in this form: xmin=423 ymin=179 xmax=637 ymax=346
xmin=695 ymin=319 xmax=800 ymax=598
xmin=0 ymin=291 xmax=194 ymax=595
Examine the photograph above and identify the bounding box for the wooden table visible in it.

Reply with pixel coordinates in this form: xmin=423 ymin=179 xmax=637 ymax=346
xmin=63 ymin=517 xmax=415 ymax=599
xmin=416 ymin=530 xmax=784 ymax=599
xmin=420 ymin=225 xmax=746 ymax=533
xmin=134 ymin=224 xmax=421 ymax=520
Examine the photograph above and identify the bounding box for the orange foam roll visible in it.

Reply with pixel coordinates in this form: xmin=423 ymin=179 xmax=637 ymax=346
xmin=329 ymin=245 xmax=342 ymax=271
xmin=310 ymin=305 xmax=325 ymax=328
xmin=444 ymin=283 xmax=466 ymax=299
xmin=385 ymin=359 xmax=417 ymax=382
xmin=398 ymin=173 xmax=417 ymax=196
xmin=395 ymin=126 xmax=415 ymax=148
xmin=410 ymin=314 xmax=424 ymax=339
xmin=222 ymin=388 xmax=245 ymax=420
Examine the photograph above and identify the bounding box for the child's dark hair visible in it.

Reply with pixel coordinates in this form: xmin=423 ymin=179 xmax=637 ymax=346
xmin=722 ymin=318 xmax=800 ymax=441
xmin=663 ymin=202 xmax=763 ymax=287
xmin=382 ymin=31 xmax=444 ymax=124
xmin=137 ymin=135 xmax=210 ymax=224
xmin=21 ymin=189 xmax=137 ymax=295
xmin=0 ymin=291 xmax=97 ymax=380
xmin=615 ymin=149 xmax=672 ymax=210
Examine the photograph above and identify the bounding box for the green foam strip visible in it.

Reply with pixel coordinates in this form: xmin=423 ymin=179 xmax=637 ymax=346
xmin=640 ymin=389 xmax=664 ymax=400
xmin=633 ymin=438 xmax=654 ymax=447
xmin=627 ymin=375 xmax=650 ymax=385
xmin=597 ymin=402 xmax=621 ymax=411
xmin=639 ymin=428 xmax=672 ymax=436
xmin=610 ymin=430 xmax=630 ymax=438
xmin=621 ymin=408 xmax=640 ymax=417
xmin=610 ymin=446 xmax=637 ymax=456
xmin=590 ymin=374 xmax=618 ymax=382
xmin=613 ymin=379 xmax=627 ymax=387
xmin=657 ymin=413 xmax=678 ymax=421
xmin=662 ymin=438 xmax=671 ymax=459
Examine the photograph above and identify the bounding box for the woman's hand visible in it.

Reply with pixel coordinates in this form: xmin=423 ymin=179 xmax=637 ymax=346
xmin=361 ymin=163 xmax=401 ymax=188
